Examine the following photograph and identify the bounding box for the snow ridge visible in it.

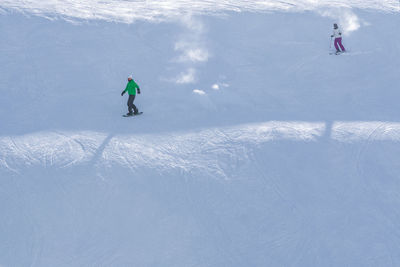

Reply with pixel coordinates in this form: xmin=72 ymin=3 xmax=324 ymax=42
xmin=4 ymin=121 xmax=400 ymax=176
xmin=0 ymin=122 xmax=324 ymax=176
xmin=1 ymin=0 xmax=399 ymax=23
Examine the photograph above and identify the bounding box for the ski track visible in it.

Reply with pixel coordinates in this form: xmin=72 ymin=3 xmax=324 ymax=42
xmin=0 ymin=0 xmax=399 ymax=23
xmin=0 ymin=121 xmax=325 ymax=176
xmin=3 ymin=121 xmax=400 ymax=176
xmin=0 ymin=131 xmax=107 ymax=173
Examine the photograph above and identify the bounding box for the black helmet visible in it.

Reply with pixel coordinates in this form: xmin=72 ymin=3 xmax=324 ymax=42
xmin=333 ymin=23 xmax=338 ymax=29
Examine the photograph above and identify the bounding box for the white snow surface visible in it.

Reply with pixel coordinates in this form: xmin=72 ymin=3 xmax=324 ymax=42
xmin=1 ymin=0 xmax=399 ymax=22
xmin=1 ymin=2 xmax=400 ymax=266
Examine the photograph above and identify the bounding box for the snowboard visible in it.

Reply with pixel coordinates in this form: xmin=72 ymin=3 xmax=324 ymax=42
xmin=123 ymin=112 xmax=143 ymax=117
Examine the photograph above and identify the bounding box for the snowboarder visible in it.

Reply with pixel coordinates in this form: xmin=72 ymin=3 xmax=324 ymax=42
xmin=121 ymin=75 xmax=141 ymax=116
xmin=331 ymin=23 xmax=346 ymax=54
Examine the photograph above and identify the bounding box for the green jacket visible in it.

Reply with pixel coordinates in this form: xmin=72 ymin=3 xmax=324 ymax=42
xmin=124 ymin=80 xmax=140 ymax=95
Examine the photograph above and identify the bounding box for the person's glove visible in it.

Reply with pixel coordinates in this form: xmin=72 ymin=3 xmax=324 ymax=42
xmin=339 ymin=33 xmax=341 ymax=35
xmin=137 ymin=88 xmax=141 ymax=94
xmin=331 ymin=35 xmax=333 ymax=37
xmin=121 ymin=90 xmax=125 ymax=96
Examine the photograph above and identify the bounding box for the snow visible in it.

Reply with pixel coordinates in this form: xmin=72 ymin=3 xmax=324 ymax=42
xmin=1 ymin=1 xmax=400 ymax=266
xmin=1 ymin=0 xmax=399 ymax=22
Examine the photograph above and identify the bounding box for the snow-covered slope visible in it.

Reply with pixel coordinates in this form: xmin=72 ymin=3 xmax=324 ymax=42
xmin=1 ymin=0 xmax=399 ymax=22
xmin=1 ymin=2 xmax=400 ymax=266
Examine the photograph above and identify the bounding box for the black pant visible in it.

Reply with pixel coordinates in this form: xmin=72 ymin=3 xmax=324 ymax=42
xmin=127 ymin=95 xmax=138 ymax=114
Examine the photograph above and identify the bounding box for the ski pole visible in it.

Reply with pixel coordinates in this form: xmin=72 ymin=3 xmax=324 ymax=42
xmin=329 ymin=36 xmax=332 ymax=50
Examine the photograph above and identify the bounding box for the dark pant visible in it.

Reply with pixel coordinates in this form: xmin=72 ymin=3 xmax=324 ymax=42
xmin=127 ymin=94 xmax=138 ymax=114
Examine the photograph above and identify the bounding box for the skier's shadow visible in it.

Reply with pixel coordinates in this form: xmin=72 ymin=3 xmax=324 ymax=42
xmin=89 ymin=133 xmax=114 ymax=167
xmin=322 ymin=120 xmax=333 ymax=143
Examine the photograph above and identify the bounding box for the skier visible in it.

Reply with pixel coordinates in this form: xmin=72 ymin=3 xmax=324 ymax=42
xmin=121 ymin=75 xmax=141 ymax=116
xmin=331 ymin=23 xmax=346 ymax=54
